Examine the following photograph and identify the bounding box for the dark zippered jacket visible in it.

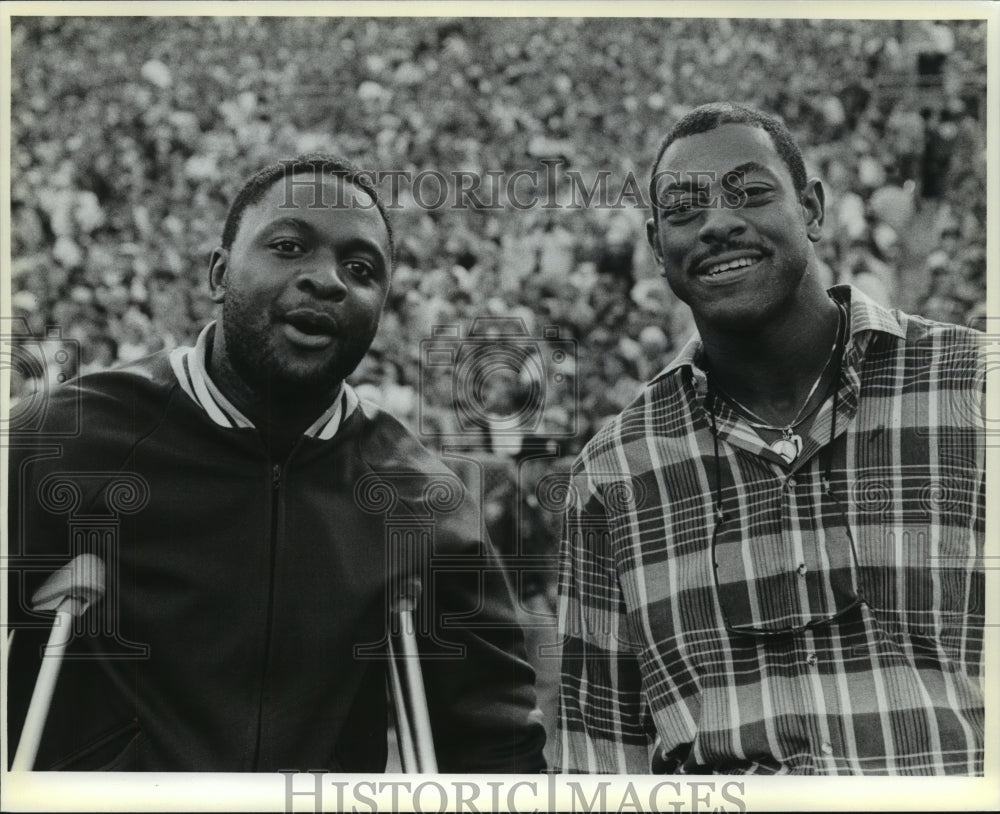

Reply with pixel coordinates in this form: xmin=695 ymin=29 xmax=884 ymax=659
xmin=7 ymin=347 xmax=546 ymax=772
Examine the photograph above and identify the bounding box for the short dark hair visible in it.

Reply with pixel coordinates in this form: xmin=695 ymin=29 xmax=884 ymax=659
xmin=648 ymin=102 xmax=807 ymax=223
xmin=220 ymin=153 xmax=394 ymax=261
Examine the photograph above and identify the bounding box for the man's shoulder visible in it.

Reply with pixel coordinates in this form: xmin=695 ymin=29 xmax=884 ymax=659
xmin=353 ymin=399 xmax=455 ymax=478
xmin=81 ymin=350 xmax=177 ymax=389
xmin=67 ymin=351 xmax=178 ymax=412
xmin=888 ymin=307 xmax=985 ymax=372
xmin=349 ymin=400 xmax=480 ymax=532
xmin=12 ymin=350 xmax=178 ymax=440
xmin=898 ymin=309 xmax=982 ymax=344
xmin=846 ymin=284 xmax=981 ymax=355
xmin=573 ymin=373 xmax=687 ymax=476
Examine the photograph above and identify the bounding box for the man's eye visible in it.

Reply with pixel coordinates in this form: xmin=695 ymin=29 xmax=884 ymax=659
xmin=664 ymin=200 xmax=698 ymax=221
xmin=741 ymin=185 xmax=772 ymax=201
xmin=344 ymin=259 xmax=375 ymax=279
xmin=270 ymin=239 xmax=304 ymax=254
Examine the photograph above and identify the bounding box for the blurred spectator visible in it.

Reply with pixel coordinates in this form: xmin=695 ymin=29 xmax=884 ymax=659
xmin=78 ymin=334 xmax=119 ymax=376
xmin=113 ymin=306 xmax=161 ymax=363
xmin=351 ymin=351 xmax=419 ymax=429
xmin=844 ymin=236 xmax=894 ymax=307
xmin=918 ymin=221 xmax=985 ymax=327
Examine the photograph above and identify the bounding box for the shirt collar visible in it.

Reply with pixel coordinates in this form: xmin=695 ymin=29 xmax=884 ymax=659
xmin=169 ymin=321 xmax=359 ymax=438
xmin=649 ymin=284 xmax=906 ymax=387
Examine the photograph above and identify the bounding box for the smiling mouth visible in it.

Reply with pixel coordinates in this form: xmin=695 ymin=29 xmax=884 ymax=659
xmin=695 ymin=253 xmax=764 ymax=282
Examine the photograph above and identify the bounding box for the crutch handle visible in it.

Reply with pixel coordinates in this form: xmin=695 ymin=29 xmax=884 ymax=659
xmin=10 ymin=555 xmax=106 ymax=771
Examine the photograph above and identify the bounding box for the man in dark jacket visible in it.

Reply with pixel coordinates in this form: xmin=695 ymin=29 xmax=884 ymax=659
xmin=7 ymin=155 xmax=546 ymax=772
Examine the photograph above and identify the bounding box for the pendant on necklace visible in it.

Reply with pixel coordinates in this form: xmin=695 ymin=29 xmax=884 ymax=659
xmin=770 ymin=431 xmax=803 ymax=464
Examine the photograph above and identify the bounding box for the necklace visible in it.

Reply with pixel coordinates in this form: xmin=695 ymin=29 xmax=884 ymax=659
xmin=711 ymin=303 xmax=847 ymax=464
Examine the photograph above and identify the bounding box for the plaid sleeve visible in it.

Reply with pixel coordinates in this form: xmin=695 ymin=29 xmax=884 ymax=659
xmin=554 ymin=461 xmax=653 ymax=773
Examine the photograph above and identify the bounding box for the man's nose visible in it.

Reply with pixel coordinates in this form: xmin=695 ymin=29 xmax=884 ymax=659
xmin=297 ymin=256 xmax=348 ymax=300
xmin=698 ymin=206 xmax=747 ymax=245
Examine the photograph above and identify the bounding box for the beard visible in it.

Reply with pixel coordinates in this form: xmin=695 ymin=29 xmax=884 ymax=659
xmin=221 ymin=292 xmax=377 ymax=401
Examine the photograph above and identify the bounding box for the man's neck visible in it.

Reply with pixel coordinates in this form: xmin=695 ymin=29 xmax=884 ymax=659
xmin=232 ymin=385 xmax=336 ymax=449
xmin=698 ymin=285 xmax=842 ymax=424
xmin=205 ymin=327 xmax=341 ymax=452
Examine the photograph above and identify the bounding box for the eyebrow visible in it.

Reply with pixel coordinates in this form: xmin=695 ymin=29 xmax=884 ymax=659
xmin=259 ymin=217 xmax=313 ymax=235
xmin=258 ymin=218 xmax=390 ymax=266
xmin=657 ymin=161 xmax=778 ymax=194
xmin=724 ymin=161 xmax=776 ymax=180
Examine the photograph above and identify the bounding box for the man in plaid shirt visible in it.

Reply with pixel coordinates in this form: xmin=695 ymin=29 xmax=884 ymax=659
xmin=555 ymin=103 xmax=985 ymax=774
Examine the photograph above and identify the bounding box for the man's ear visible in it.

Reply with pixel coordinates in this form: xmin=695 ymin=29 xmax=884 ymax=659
xmin=208 ymin=248 xmax=229 ymax=303
xmin=646 ymin=217 xmax=665 ymax=268
xmin=801 ymin=178 xmax=825 ymax=243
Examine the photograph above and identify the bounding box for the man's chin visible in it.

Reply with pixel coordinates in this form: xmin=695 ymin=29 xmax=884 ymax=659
xmin=225 ymin=330 xmax=371 ymax=403
xmin=229 ymin=356 xmax=349 ymax=402
xmin=263 ymin=364 xmax=351 ymax=397
xmin=696 ymin=300 xmax=777 ymax=334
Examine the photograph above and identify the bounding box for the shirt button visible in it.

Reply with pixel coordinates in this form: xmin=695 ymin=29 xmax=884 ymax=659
xmin=821 ymin=742 xmax=833 ymax=755
xmin=787 ymin=476 xmax=797 ymax=488
xmin=797 ymin=563 xmax=808 ymax=576
xmin=806 ymin=653 xmax=818 ymax=666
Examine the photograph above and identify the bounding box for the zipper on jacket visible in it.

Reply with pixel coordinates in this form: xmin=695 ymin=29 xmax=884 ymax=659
xmin=251 ymin=462 xmax=282 ymax=770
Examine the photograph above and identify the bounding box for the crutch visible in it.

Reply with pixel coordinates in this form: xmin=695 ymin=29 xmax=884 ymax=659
xmin=387 ymin=576 xmax=437 ymax=773
xmin=11 ymin=554 xmax=106 ymax=771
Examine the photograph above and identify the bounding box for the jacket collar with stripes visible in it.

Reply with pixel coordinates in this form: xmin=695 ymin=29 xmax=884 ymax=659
xmin=169 ymin=321 xmax=359 ymax=440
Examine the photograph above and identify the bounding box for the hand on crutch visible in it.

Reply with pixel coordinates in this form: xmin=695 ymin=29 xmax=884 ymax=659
xmin=11 ymin=554 xmax=106 ymax=771
xmin=387 ymin=576 xmax=437 ymax=773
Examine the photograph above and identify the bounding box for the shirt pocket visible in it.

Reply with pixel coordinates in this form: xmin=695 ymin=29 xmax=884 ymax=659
xmin=851 ymin=452 xmax=982 ymax=643
xmin=856 ymin=513 xmax=981 ymax=664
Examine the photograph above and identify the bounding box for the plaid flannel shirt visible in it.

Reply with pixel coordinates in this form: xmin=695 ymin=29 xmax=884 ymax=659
xmin=556 ymin=285 xmax=985 ymax=775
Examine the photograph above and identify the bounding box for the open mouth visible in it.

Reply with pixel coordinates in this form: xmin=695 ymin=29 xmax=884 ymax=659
xmin=281 ymin=310 xmax=338 ymax=349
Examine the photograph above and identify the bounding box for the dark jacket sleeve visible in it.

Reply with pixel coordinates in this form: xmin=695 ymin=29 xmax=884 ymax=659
xmin=420 ymin=509 xmax=547 ymax=773
xmin=6 ymin=375 xmax=153 ymax=769
xmin=359 ymin=408 xmax=547 ymax=773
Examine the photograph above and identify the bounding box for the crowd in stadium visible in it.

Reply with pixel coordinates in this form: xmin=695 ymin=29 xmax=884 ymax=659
xmin=7 ymin=17 xmax=986 ymax=539
xmin=10 ymin=19 xmax=987 ymax=451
